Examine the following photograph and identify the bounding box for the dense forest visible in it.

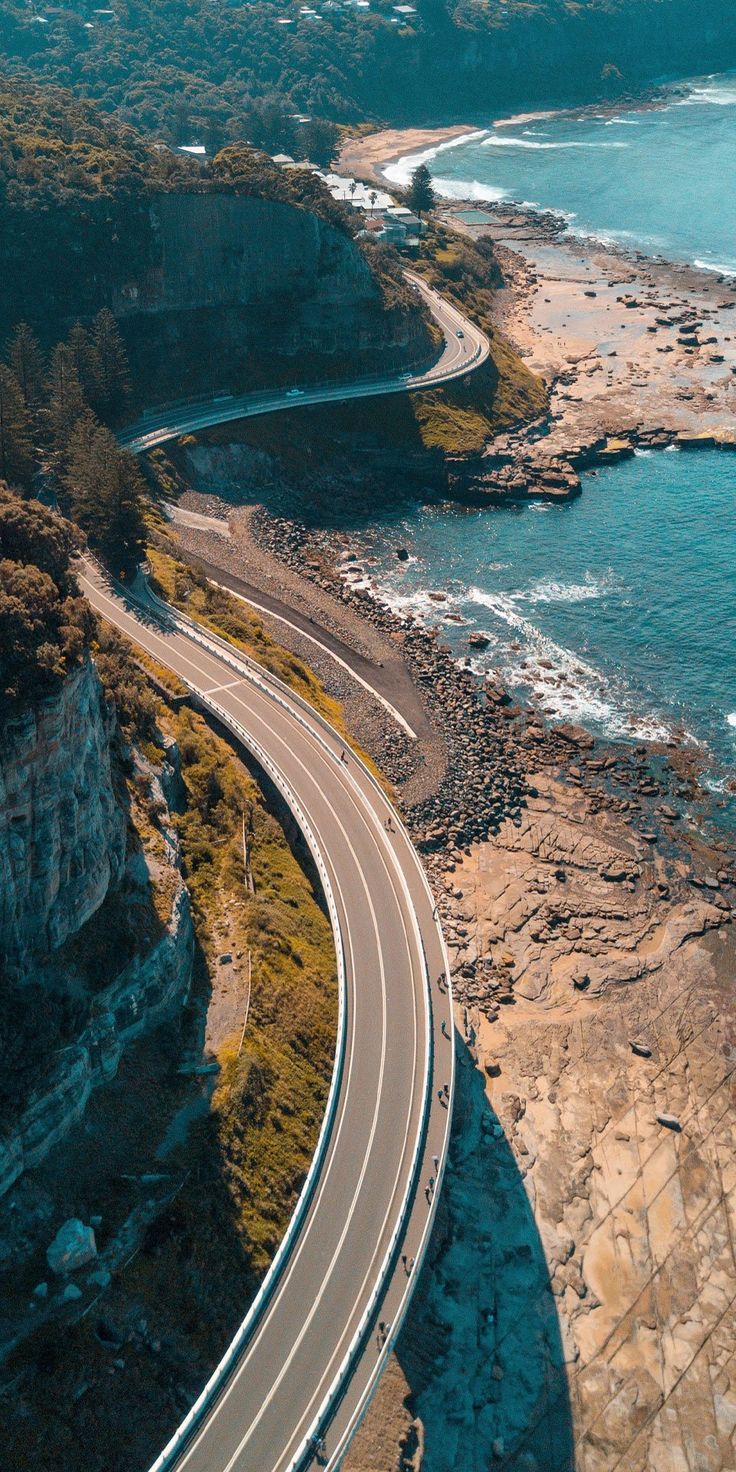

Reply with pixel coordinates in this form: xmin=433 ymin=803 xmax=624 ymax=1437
xmin=0 ymin=311 xmax=148 ymax=575
xmin=0 ymin=486 xmax=94 ymax=711
xmin=2 ymin=0 xmax=736 ymax=151
xmin=0 ymin=80 xmax=358 ymax=338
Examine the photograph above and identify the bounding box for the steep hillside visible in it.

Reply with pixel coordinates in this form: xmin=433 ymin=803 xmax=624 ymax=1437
xmin=2 ymin=0 xmax=736 ymax=144
xmin=0 ymin=82 xmax=433 ymax=400
xmin=0 ymin=492 xmax=342 ymax=1472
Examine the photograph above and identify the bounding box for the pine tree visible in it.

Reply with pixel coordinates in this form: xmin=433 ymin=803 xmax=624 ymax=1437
xmin=47 ymin=343 xmax=88 ymax=450
xmin=7 ymin=323 xmax=45 ymax=409
xmin=65 ymin=419 xmax=146 ymax=572
xmin=406 ymin=162 xmax=436 ymax=221
xmin=66 ymin=322 xmax=97 ymax=405
xmin=90 ymin=309 xmax=130 ymax=422
xmin=0 ymin=366 xmax=35 ymax=488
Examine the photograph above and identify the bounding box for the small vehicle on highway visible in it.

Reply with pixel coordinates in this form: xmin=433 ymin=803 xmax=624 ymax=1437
xmin=456 ymin=329 xmax=464 ymax=338
xmin=286 ymin=387 xmax=304 ymax=397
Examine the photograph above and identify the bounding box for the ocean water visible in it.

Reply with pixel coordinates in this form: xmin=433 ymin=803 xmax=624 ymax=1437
xmin=384 ymin=73 xmax=736 ymax=275
xmin=343 ymin=450 xmax=736 ymax=792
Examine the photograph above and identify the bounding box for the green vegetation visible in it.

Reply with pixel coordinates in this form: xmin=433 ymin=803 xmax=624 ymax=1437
xmin=64 ymin=414 xmax=147 ymax=572
xmin=2 ymin=0 xmax=733 ymax=145
xmin=406 ymin=162 xmax=436 ymax=221
xmin=147 ymin=546 xmax=382 ymax=771
xmin=164 ymin=706 xmax=337 ymax=1275
xmin=407 ymin=225 xmax=547 ymax=450
xmin=0 ymin=312 xmax=150 ymax=571
xmin=0 ymin=484 xmax=94 ymax=713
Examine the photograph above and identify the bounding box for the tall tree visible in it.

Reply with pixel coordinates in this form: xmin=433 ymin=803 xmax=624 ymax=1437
xmin=297 ymin=118 xmax=339 ymax=169
xmin=90 ymin=309 xmax=130 ymax=422
xmin=7 ymin=323 xmax=45 ymax=409
xmin=406 ymin=162 xmax=435 ymax=221
xmin=65 ymin=419 xmax=146 ymax=572
xmin=66 ymin=322 xmax=97 ymax=404
xmin=46 ymin=344 xmax=88 ymax=450
xmin=0 ymin=366 xmax=35 ymax=488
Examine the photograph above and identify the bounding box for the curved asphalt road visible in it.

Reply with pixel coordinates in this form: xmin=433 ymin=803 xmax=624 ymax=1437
xmin=119 ymin=272 xmax=489 ymax=452
xmin=80 ymin=561 xmax=454 ymax=1472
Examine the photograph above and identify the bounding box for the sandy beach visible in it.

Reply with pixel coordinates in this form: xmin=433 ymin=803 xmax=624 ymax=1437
xmin=338 ymin=124 xmax=476 ymax=184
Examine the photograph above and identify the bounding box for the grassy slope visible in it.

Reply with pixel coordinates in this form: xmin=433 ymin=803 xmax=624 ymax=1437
xmin=147 ymin=546 xmax=387 ymax=783
xmin=406 ymin=227 xmax=547 ymax=452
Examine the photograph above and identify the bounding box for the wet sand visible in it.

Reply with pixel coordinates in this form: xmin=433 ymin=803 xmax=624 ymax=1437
xmin=338 ymin=125 xmax=476 ymax=184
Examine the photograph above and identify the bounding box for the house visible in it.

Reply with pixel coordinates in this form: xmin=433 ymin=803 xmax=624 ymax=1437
xmin=357 ymin=214 xmax=418 ymax=249
xmin=385 ymin=206 xmax=425 ymax=234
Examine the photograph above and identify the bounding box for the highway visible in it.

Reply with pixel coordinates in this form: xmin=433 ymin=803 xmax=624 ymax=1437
xmin=120 ymin=272 xmax=489 ymax=452
xmin=80 ymin=561 xmax=454 ymax=1472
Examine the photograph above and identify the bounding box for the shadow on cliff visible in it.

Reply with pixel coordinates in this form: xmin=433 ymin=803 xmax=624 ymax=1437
xmin=153 ymin=394 xmax=450 ymax=530
xmin=396 ymin=1041 xmax=574 ymax=1472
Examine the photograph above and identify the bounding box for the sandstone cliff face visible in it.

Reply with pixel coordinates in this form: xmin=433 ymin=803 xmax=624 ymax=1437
xmin=114 ymin=194 xmax=430 ymax=397
xmin=0 ymin=878 xmax=194 ymax=1198
xmin=137 ymin=194 xmax=378 ymax=315
xmin=0 ymin=661 xmax=127 ymax=971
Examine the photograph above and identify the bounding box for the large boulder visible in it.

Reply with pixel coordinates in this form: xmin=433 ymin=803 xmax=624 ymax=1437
xmin=46 ymin=1218 xmax=97 ymax=1276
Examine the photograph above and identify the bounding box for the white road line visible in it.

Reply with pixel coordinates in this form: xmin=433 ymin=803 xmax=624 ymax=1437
xmin=201 ymin=676 xmax=244 ymax=696
xmin=208 ymin=579 xmax=419 ymax=741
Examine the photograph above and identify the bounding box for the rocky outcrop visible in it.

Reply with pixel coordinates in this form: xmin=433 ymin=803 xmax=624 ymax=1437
xmin=46 ymin=1219 xmax=97 ymax=1277
xmin=0 ymin=877 xmax=193 ymax=1198
xmin=0 ymin=660 xmax=126 ymax=970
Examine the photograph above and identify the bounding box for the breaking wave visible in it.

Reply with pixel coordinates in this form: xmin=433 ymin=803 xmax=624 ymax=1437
xmin=482 ymin=135 xmax=629 ymax=150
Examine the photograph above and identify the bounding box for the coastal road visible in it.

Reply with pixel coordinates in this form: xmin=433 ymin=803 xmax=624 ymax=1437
xmin=119 ymin=272 xmax=489 ymax=452
xmin=80 ymin=560 xmax=454 ymax=1472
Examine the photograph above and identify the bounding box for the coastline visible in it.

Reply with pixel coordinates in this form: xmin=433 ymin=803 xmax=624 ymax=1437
xmin=160 ymin=470 xmax=736 ymax=1472
xmin=338 ymin=123 xmax=478 ymax=185
xmin=156 ymin=99 xmax=736 ymax=1463
xmin=336 ymin=81 xmax=684 ymax=186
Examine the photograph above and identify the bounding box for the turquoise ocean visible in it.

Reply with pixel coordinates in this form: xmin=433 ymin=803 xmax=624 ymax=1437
xmin=384 ymin=73 xmax=736 ymax=276
xmin=369 ymin=77 xmax=736 ymax=796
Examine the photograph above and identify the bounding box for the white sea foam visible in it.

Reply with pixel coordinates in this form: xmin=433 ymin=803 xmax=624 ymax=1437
xmin=520 ymin=578 xmax=604 ymax=605
xmin=693 ymin=258 xmax=736 ymax=278
xmin=382 ymin=129 xmax=488 ymax=186
xmin=430 ymin=175 xmax=508 ymax=203
xmin=677 ymin=82 xmax=736 ymax=107
xmin=466 ymin=585 xmax=670 ymax=742
xmin=482 ymin=135 xmax=628 ymax=150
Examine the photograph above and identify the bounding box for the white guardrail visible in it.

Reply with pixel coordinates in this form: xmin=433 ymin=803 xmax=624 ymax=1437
xmin=145 ymin=685 xmax=349 ymax=1472
xmin=120 ymin=574 xmax=449 ymax=1472
xmin=119 ymin=278 xmax=487 ymax=452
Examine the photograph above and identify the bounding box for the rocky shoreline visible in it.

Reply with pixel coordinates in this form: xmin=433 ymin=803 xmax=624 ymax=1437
xmin=171 ymin=490 xmax=736 ymax=1472
xmin=437 ymin=197 xmax=736 ymax=504
xmin=250 ymin=522 xmax=736 ymax=1472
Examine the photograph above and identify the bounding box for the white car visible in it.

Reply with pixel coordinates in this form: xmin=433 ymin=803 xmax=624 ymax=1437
xmin=286 ymin=387 xmax=303 ymax=398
